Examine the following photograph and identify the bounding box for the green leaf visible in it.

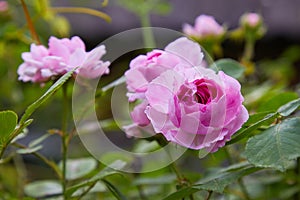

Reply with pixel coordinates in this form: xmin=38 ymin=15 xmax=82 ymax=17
xmin=227 ymin=112 xmax=278 ymax=145
xmin=90 ymin=160 xmax=126 ymax=181
xmin=19 ymin=68 xmax=75 ymax=125
xmin=133 ymin=174 xmax=176 ymax=185
xmin=163 ymin=165 xmax=258 ymax=199
xmin=162 ymin=187 xmax=199 ymax=200
xmin=66 ymin=160 xmax=126 ymax=197
xmin=278 ymin=98 xmax=300 ymax=117
xmin=17 ymin=145 xmax=43 ymax=154
xmin=0 ymin=110 xmax=18 ymax=143
xmin=194 ymin=167 xmax=259 ymax=193
xmin=257 ymin=92 xmax=298 ymax=113
xmin=242 ymin=111 xmax=274 ymax=126
xmin=102 ymin=179 xmax=128 ymax=200
xmin=133 ymin=140 xmax=161 ymax=153
xmin=24 ymin=180 xmax=62 ymax=198
xmin=28 ymin=133 xmax=51 ymax=148
xmin=212 ymin=59 xmax=245 ymax=79
xmin=59 ymin=158 xmax=97 ymax=180
xmin=245 ymin=118 xmax=300 ymax=171
xmin=72 ymin=182 xmax=106 ymax=197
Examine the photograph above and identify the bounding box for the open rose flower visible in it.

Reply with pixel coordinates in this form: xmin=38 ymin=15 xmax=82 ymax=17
xmin=124 ymin=37 xmax=248 ymax=152
xmin=125 ymin=37 xmax=203 ymax=101
xmin=144 ymin=68 xmax=248 ymax=152
xmin=17 ymin=36 xmax=110 ymax=83
xmin=183 ymin=15 xmax=225 ymax=39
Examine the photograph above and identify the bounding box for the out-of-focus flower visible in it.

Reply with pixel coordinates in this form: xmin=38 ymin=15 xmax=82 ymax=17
xmin=124 ymin=37 xmax=248 ymax=152
xmin=241 ymin=13 xmax=262 ymax=28
xmin=183 ymin=15 xmax=225 ymax=39
xmin=17 ymin=36 xmax=110 ymax=83
xmin=0 ymin=1 xmax=8 ymax=12
xmin=125 ymin=37 xmax=203 ymax=101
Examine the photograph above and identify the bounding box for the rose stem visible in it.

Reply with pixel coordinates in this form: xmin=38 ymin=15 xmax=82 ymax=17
xmin=224 ymin=147 xmax=251 ymax=200
xmin=61 ymin=83 xmax=69 ymax=199
xmin=20 ymin=0 xmax=41 ymax=44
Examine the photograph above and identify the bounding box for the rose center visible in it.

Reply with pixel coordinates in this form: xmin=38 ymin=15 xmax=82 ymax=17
xmin=193 ymin=79 xmax=211 ymax=104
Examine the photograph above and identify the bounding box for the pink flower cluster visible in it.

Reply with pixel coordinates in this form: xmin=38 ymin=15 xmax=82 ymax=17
xmin=17 ymin=36 xmax=110 ymax=83
xmin=183 ymin=15 xmax=224 ymax=39
xmin=124 ymin=37 xmax=248 ymax=152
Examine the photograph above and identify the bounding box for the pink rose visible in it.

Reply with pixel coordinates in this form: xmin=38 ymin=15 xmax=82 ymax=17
xmin=183 ymin=15 xmax=225 ymax=38
xmin=17 ymin=36 xmax=110 ymax=83
xmin=242 ymin=13 xmax=261 ymax=27
xmin=123 ymin=100 xmax=156 ymax=138
xmin=125 ymin=37 xmax=203 ymax=101
xmin=0 ymin=1 xmax=8 ymax=12
xmin=144 ymin=69 xmax=248 ymax=152
xmin=124 ymin=37 xmax=248 ymax=152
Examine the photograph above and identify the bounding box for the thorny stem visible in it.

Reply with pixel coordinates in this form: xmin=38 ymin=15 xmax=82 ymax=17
xmin=137 ymin=185 xmax=148 ymax=200
xmin=170 ymin=161 xmax=184 ymax=181
xmin=294 ymin=158 xmax=300 ymax=200
xmin=61 ymin=84 xmax=69 ymax=199
xmin=13 ymin=142 xmax=62 ymax=179
xmin=20 ymin=0 xmax=41 ymax=44
xmin=206 ymin=191 xmax=213 ymax=200
xmin=169 ymin=158 xmax=195 ymax=200
xmin=14 ymin=155 xmax=26 ymax=199
xmin=77 ymin=181 xmax=97 ymax=200
xmin=225 ymin=147 xmax=251 ymax=200
xmin=242 ymin=37 xmax=254 ymax=62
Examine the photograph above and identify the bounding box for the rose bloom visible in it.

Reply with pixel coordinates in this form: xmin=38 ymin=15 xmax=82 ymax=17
xmin=125 ymin=37 xmax=203 ymax=101
xmin=183 ymin=15 xmax=225 ymax=38
xmin=124 ymin=37 xmax=248 ymax=152
xmin=17 ymin=36 xmax=110 ymax=83
xmin=144 ymin=68 xmax=248 ymax=152
xmin=0 ymin=1 xmax=8 ymax=12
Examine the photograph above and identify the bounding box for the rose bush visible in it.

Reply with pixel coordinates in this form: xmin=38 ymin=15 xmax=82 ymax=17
xmin=125 ymin=37 xmax=248 ymax=152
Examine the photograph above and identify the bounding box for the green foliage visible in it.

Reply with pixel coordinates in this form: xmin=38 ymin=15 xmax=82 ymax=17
xmin=19 ymin=68 xmax=76 ymax=125
xmin=24 ymin=180 xmax=62 ymax=198
xmin=162 ymin=187 xmax=199 ymax=200
xmin=0 ymin=110 xmax=18 ymax=145
xmin=66 ymin=160 xmax=126 ymax=198
xmin=163 ymin=163 xmax=260 ymax=199
xmin=278 ymin=98 xmax=300 ymax=116
xmin=1 ymin=1 xmax=300 ymax=199
xmin=59 ymin=158 xmax=97 ymax=180
xmin=194 ymin=167 xmax=259 ymax=193
xmin=228 ymin=112 xmax=278 ymax=144
xmin=133 ymin=174 xmax=176 ymax=185
xmin=257 ymin=92 xmax=298 ymax=112
xmin=211 ymin=58 xmax=245 ymax=79
xmin=245 ymin=118 xmax=300 ymax=171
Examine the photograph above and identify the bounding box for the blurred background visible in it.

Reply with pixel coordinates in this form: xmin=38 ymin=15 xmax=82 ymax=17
xmin=0 ymin=0 xmax=299 ymax=161
xmin=0 ymin=0 xmax=299 ymax=164
xmin=51 ymin=0 xmax=300 ymax=52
